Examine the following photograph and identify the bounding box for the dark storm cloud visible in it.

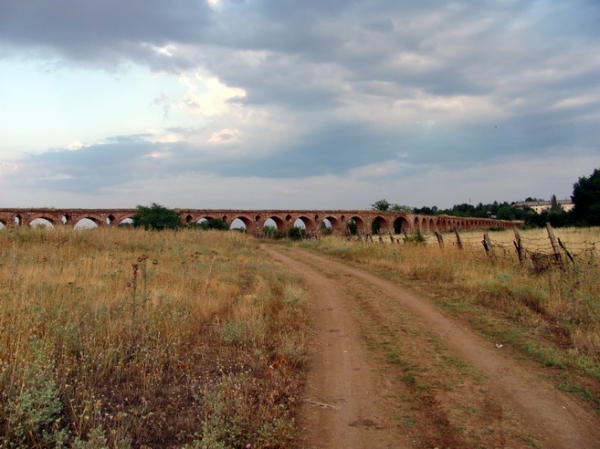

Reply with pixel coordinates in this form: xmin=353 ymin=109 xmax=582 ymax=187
xmin=9 ymin=122 xmax=386 ymax=193
xmin=2 ymin=0 xmax=599 ymax=196
xmin=0 ymin=0 xmax=212 ymax=63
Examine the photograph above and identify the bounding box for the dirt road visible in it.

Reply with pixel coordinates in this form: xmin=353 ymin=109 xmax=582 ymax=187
xmin=263 ymin=246 xmax=600 ymax=449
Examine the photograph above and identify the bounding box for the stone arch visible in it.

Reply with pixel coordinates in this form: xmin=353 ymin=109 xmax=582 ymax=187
xmin=371 ymin=215 xmax=389 ymax=234
xmin=26 ymin=214 xmax=57 ymax=227
xmin=347 ymin=215 xmax=367 ymax=232
xmin=392 ymin=216 xmax=409 ymax=234
xmin=72 ymin=216 xmax=104 ymax=228
xmin=116 ymin=215 xmax=135 ymax=225
xmin=413 ymin=217 xmax=420 ymax=230
xmin=231 ymin=215 xmax=255 ymax=232
xmin=263 ymin=215 xmax=285 ymax=230
xmin=428 ymin=218 xmax=435 ymax=231
xmin=322 ymin=215 xmax=341 ymax=232
xmin=195 ymin=215 xmax=216 ymax=225
xmin=293 ymin=215 xmax=316 ymax=231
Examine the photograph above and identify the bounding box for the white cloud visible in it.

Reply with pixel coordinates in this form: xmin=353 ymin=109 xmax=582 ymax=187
xmin=178 ymin=71 xmax=246 ymax=117
xmin=208 ymin=128 xmax=240 ymax=144
xmin=67 ymin=141 xmax=84 ymax=151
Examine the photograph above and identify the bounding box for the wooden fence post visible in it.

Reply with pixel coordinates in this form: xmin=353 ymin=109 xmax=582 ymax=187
xmin=453 ymin=226 xmax=463 ymax=250
xmin=557 ymin=238 xmax=575 ymax=265
xmin=545 ymin=223 xmax=564 ymax=269
xmin=434 ymin=231 xmax=444 ymax=248
xmin=513 ymin=228 xmax=524 ymax=265
xmin=482 ymin=232 xmax=495 ymax=261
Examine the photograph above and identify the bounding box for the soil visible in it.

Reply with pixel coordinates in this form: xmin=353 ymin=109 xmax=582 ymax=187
xmin=263 ymin=246 xmax=600 ymax=449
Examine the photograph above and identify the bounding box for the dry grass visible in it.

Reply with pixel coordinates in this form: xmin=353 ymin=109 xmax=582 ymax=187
xmin=0 ymin=227 xmax=308 ymax=448
xmin=299 ymin=228 xmax=600 ymax=385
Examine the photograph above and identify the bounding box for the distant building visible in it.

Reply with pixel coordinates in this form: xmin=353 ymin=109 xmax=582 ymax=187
xmin=514 ymin=199 xmax=573 ymax=213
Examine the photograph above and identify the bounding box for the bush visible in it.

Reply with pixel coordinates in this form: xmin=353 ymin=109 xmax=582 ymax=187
xmin=132 ymin=203 xmax=180 ymax=230
xmin=199 ymin=218 xmax=228 ymax=231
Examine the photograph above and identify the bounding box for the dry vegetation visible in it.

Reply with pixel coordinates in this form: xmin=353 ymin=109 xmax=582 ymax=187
xmin=298 ymin=227 xmax=600 ymax=410
xmin=0 ymin=227 xmax=308 ymax=448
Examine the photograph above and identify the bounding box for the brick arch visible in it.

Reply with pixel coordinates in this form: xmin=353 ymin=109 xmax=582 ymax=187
xmin=190 ymin=214 xmax=217 ymax=224
xmin=391 ymin=216 xmax=410 ymax=234
xmin=371 ymin=215 xmax=389 ymax=234
xmin=260 ymin=215 xmax=286 ymax=230
xmin=346 ymin=215 xmax=367 ymax=232
xmin=292 ymin=215 xmax=316 ymax=231
xmin=72 ymin=215 xmax=106 ymax=227
xmin=322 ymin=215 xmax=341 ymax=231
xmin=229 ymin=215 xmax=256 ymax=232
xmin=26 ymin=214 xmax=59 ymax=226
xmin=115 ymin=214 xmax=135 ymax=225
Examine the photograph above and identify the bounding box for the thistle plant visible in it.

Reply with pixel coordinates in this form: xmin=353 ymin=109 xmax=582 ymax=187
xmin=126 ymin=254 xmax=151 ymax=341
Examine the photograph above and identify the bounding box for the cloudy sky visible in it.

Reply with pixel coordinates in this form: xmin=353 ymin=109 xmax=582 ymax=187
xmin=1 ymin=0 xmax=599 ymax=210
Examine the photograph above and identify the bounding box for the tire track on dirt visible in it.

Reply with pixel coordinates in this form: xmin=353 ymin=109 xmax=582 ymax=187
xmin=267 ymin=246 xmax=600 ymax=449
xmin=263 ymin=246 xmax=409 ymax=449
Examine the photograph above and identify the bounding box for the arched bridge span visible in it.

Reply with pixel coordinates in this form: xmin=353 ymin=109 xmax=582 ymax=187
xmin=0 ymin=208 xmax=521 ymax=233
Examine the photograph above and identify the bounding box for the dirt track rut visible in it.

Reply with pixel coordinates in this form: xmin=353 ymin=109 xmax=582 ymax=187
xmin=264 ymin=246 xmax=600 ymax=449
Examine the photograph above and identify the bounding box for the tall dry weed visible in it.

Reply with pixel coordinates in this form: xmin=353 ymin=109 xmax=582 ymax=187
xmin=0 ymin=227 xmax=308 ymax=448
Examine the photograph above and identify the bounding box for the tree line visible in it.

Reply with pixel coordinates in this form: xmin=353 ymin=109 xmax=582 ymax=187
xmin=372 ymin=168 xmax=600 ymax=228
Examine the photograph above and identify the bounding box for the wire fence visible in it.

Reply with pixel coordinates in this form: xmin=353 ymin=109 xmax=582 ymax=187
xmin=345 ymin=225 xmax=600 ymax=270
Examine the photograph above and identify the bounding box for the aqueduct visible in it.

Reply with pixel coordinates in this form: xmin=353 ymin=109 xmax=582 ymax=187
xmin=0 ymin=208 xmax=520 ymax=234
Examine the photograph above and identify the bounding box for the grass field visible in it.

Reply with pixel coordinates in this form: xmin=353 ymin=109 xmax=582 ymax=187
xmin=2 ymin=224 xmax=599 ymax=448
xmin=0 ymin=227 xmax=308 ymax=448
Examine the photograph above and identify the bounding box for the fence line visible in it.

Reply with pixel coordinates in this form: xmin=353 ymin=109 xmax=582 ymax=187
xmin=341 ymin=225 xmax=600 ymax=269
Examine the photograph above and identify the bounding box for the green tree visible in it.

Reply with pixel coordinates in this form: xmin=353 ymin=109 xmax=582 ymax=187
xmin=497 ymin=205 xmax=516 ymax=221
xmin=132 ymin=203 xmax=180 ymax=230
xmin=571 ymin=169 xmax=600 ymax=226
xmin=287 ymin=227 xmax=305 ymax=240
xmin=413 ymin=206 xmax=437 ymax=215
xmin=371 ymin=199 xmax=391 ymax=211
xmin=263 ymin=225 xmax=277 ymax=237
xmin=550 ymin=194 xmax=563 ymax=213
xmin=390 ymin=204 xmax=413 ymax=212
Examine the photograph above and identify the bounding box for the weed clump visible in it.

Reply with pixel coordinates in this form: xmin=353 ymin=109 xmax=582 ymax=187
xmin=0 ymin=227 xmax=308 ymax=448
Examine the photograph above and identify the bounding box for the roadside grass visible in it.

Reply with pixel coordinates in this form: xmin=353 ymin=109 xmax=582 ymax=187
xmin=0 ymin=227 xmax=308 ymax=448
xmin=297 ymin=228 xmax=600 ymax=411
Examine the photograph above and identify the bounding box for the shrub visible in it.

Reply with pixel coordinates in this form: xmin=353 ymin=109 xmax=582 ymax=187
xmin=132 ymin=203 xmax=180 ymax=230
